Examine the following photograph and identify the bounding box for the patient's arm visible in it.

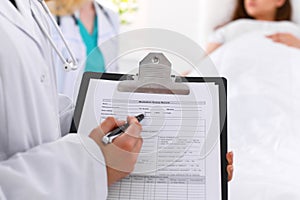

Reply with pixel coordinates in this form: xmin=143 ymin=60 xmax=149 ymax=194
xmin=206 ymin=42 xmax=223 ymax=54
xmin=266 ymin=33 xmax=300 ymax=49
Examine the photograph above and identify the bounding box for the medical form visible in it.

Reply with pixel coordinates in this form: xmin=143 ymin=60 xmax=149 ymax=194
xmin=77 ymin=78 xmax=224 ymax=200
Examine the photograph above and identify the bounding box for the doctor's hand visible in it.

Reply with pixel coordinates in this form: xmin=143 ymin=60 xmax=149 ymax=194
xmin=89 ymin=116 xmax=143 ymax=186
xmin=266 ymin=33 xmax=300 ymax=49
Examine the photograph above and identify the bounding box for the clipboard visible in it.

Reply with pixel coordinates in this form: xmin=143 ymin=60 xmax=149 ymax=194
xmin=73 ymin=53 xmax=228 ymax=200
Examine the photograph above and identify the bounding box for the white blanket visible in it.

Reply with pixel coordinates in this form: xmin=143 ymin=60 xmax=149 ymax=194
xmin=210 ymin=32 xmax=300 ymax=199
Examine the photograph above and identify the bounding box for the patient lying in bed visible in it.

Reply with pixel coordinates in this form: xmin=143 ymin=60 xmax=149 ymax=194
xmin=207 ymin=18 xmax=300 ymax=54
xmin=208 ymin=22 xmax=300 ymax=200
xmin=198 ymin=0 xmax=300 ymax=199
xmin=206 ymin=0 xmax=300 ymax=54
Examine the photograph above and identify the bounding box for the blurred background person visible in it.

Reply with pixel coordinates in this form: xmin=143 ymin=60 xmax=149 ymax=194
xmin=47 ymin=0 xmax=119 ymax=100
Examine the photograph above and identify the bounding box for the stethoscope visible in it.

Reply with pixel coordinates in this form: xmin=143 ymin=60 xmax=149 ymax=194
xmin=32 ymin=0 xmax=117 ymax=72
xmin=32 ymin=0 xmax=78 ymax=71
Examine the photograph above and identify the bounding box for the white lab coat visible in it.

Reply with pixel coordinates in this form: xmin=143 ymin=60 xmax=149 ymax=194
xmin=0 ymin=0 xmax=107 ymax=199
xmin=53 ymin=1 xmax=119 ymax=101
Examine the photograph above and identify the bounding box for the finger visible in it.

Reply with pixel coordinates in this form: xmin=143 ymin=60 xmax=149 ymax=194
xmin=113 ymin=133 xmax=141 ymax=151
xmin=128 ymin=139 xmax=143 ymax=166
xmin=266 ymin=33 xmax=282 ymax=42
xmin=100 ymin=117 xmax=125 ymax=134
xmin=266 ymin=33 xmax=278 ymax=38
xmin=132 ymin=137 xmax=143 ymax=153
xmin=125 ymin=120 xmax=142 ymax=138
xmin=266 ymin=34 xmax=275 ymax=39
xmin=113 ymin=122 xmax=141 ymax=152
xmin=227 ymin=165 xmax=233 ymax=181
xmin=127 ymin=116 xmax=139 ymax=124
xmin=270 ymin=36 xmax=280 ymax=42
xmin=278 ymin=33 xmax=290 ymax=37
xmin=110 ymin=116 xmax=142 ymax=151
xmin=129 ymin=138 xmax=143 ymax=165
xmin=226 ymin=151 xmax=233 ymax=165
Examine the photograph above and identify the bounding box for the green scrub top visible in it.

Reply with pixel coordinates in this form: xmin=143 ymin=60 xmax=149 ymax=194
xmin=78 ymin=16 xmax=105 ymax=72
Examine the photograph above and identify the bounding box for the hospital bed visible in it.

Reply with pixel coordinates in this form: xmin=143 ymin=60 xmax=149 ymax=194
xmin=198 ymin=0 xmax=300 ymax=199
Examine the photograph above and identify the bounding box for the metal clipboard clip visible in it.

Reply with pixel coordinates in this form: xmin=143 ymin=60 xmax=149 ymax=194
xmin=118 ymin=53 xmax=190 ymax=95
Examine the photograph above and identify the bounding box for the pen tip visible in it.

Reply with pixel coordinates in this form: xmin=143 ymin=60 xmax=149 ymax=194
xmin=136 ymin=114 xmax=145 ymax=122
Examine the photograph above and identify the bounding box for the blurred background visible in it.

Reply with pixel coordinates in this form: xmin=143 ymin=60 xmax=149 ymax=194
xmin=95 ymin=0 xmax=233 ymax=74
xmin=99 ymin=0 xmax=207 ymax=45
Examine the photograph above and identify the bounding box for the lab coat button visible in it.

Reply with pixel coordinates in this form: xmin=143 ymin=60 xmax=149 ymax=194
xmin=40 ymin=74 xmax=46 ymax=82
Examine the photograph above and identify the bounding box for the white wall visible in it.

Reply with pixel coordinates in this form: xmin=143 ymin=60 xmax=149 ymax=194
xmin=121 ymin=0 xmax=206 ymax=46
xmin=115 ymin=0 xmax=208 ymax=74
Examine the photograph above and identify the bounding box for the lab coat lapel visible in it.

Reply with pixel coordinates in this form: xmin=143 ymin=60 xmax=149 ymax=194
xmin=0 ymin=0 xmax=43 ymax=50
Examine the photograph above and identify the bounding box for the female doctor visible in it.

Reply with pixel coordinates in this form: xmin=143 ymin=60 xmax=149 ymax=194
xmin=49 ymin=0 xmax=119 ymax=100
xmin=0 ymin=0 xmax=142 ymax=199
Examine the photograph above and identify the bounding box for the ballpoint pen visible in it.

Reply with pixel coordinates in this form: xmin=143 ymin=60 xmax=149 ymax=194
xmin=102 ymin=114 xmax=144 ymax=144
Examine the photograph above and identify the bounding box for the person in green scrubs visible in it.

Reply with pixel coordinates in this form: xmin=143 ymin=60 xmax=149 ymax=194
xmin=78 ymin=16 xmax=105 ymax=72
